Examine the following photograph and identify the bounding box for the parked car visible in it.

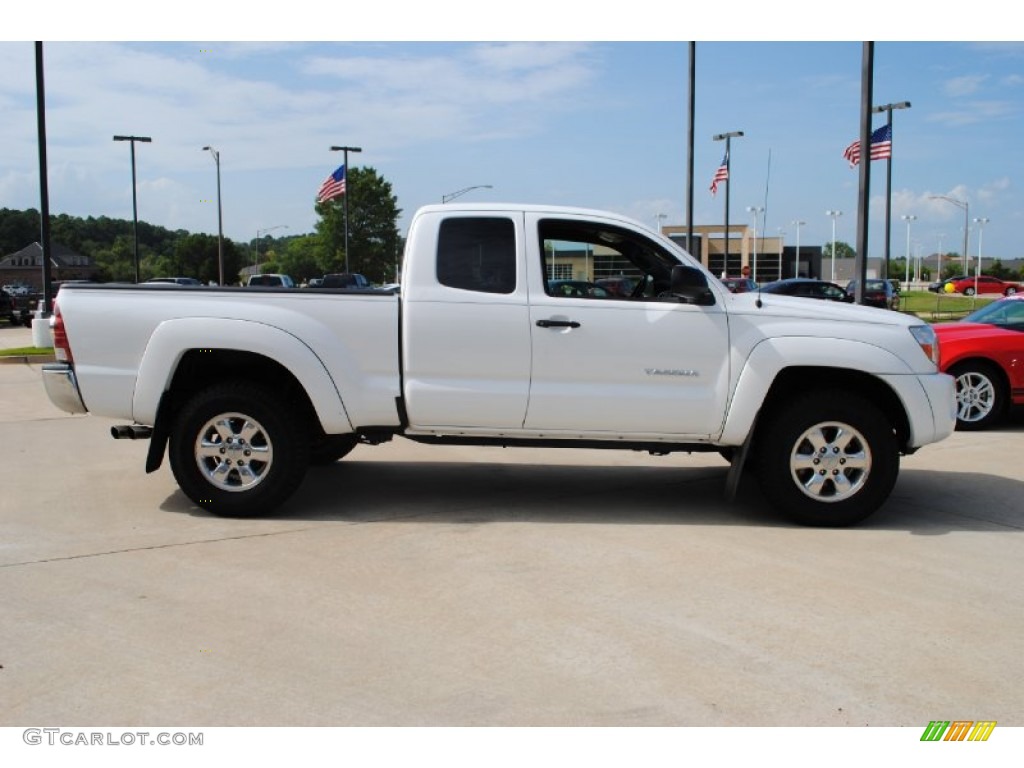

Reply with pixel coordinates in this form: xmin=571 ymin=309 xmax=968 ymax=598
xmin=720 ymin=277 xmax=758 ymax=294
xmin=144 ymin=277 xmax=203 ymax=286
xmin=946 ymin=275 xmax=1020 ymax=297
xmin=322 ymin=273 xmax=371 ymax=289
xmin=546 ymin=279 xmax=610 ymax=298
xmin=246 ymin=274 xmax=295 ymax=288
xmin=928 ymin=275 xmax=968 ymax=293
xmin=845 ymin=279 xmax=900 ymax=310
xmin=934 ymin=295 xmax=1024 ymax=430
xmin=594 ymin=276 xmax=639 ymax=297
xmin=1 ymin=289 xmax=24 ymax=325
xmin=758 ymin=278 xmax=853 ymax=302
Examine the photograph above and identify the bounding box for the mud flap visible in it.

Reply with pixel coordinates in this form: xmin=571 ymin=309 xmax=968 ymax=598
xmin=723 ymin=416 xmax=757 ymax=502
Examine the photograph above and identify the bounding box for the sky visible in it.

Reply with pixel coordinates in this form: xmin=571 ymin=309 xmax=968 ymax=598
xmin=3 ymin=9 xmax=1022 ymax=265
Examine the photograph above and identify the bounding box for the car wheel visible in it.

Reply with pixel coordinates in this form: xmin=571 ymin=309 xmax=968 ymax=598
xmin=1005 ymin=287 xmax=1017 ymax=296
xmin=169 ymin=382 xmax=309 ymax=516
xmin=309 ymin=434 xmax=358 ymax=465
xmin=755 ymin=392 xmax=899 ymax=527
xmin=963 ymin=286 xmax=975 ymax=296
xmin=949 ymin=361 xmax=1007 ymax=431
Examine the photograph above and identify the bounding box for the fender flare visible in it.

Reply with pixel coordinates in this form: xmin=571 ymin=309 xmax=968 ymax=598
xmin=132 ymin=317 xmax=353 ymax=434
xmin=719 ymin=335 xmax=913 ymax=445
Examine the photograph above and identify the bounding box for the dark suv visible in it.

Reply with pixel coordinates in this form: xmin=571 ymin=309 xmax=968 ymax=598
xmin=1 ymin=290 xmax=30 ymax=326
xmin=845 ymin=279 xmax=900 ymax=310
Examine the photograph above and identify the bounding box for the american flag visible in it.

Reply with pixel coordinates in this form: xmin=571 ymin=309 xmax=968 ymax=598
xmin=709 ymin=152 xmax=729 ymax=196
xmin=843 ymin=123 xmax=893 ymax=167
xmin=317 ymin=164 xmax=346 ymax=203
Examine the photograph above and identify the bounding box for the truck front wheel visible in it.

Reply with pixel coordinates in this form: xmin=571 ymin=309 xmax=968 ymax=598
xmin=169 ymin=382 xmax=309 ymax=516
xmin=755 ymin=392 xmax=899 ymax=527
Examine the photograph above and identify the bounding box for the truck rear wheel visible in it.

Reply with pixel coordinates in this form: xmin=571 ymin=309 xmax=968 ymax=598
xmin=169 ymin=382 xmax=309 ymax=516
xmin=755 ymin=392 xmax=899 ymax=527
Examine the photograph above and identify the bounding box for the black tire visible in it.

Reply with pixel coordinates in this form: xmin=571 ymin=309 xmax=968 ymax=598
xmin=949 ymin=361 xmax=1007 ymax=431
xmin=964 ymin=286 xmax=976 ymax=296
xmin=309 ymin=434 xmax=358 ymax=465
xmin=169 ymin=382 xmax=309 ymax=517
xmin=754 ymin=392 xmax=899 ymax=527
xmin=1005 ymin=286 xmax=1017 ymax=296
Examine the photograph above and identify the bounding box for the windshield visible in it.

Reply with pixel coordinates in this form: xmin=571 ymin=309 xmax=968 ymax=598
xmin=961 ymin=299 xmax=1024 ymax=329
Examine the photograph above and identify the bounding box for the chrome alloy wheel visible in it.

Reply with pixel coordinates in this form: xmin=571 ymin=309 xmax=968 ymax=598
xmin=954 ymin=370 xmax=996 ymax=424
xmin=194 ymin=412 xmax=274 ymax=492
xmin=789 ymin=421 xmax=872 ymax=503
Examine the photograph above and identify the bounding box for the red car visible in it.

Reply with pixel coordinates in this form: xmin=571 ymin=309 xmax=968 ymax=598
xmin=934 ymin=295 xmax=1024 ymax=429
xmin=947 ymin=275 xmax=1020 ymax=296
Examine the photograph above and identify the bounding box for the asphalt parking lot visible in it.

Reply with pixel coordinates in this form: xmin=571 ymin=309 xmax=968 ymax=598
xmin=1 ymin=324 xmax=1023 ymax=727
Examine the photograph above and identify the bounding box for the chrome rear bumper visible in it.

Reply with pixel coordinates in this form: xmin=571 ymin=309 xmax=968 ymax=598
xmin=42 ymin=363 xmax=88 ymax=414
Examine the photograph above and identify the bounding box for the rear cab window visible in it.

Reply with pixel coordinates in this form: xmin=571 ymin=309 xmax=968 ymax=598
xmin=436 ymin=217 xmax=516 ymax=294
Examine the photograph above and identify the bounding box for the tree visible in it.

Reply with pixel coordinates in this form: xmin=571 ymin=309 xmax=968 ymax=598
xmin=92 ymin=234 xmax=136 ymax=282
xmin=822 ymin=240 xmax=856 ymax=261
xmin=986 ymin=259 xmax=1014 ymax=280
xmin=171 ymin=233 xmax=243 ymax=285
xmin=279 ymin=235 xmax=325 ymax=284
xmin=941 ymin=261 xmax=962 ymax=280
xmin=313 ymin=166 xmax=401 ymax=283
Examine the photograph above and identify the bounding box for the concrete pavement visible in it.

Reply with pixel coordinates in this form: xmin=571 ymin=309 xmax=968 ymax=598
xmin=1 ymin=357 xmax=1023 ymax=726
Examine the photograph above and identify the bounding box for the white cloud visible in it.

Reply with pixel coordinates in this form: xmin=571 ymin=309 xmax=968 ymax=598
xmin=927 ymin=100 xmax=1017 ymax=126
xmin=944 ymin=74 xmax=987 ymax=97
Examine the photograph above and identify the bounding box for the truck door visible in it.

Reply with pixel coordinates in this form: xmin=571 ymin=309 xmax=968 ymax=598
xmin=401 ymin=211 xmax=532 ymax=429
xmin=523 ymin=214 xmax=731 ymax=438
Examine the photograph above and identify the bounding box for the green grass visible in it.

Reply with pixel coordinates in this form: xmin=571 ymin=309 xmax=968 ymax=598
xmin=0 ymin=346 xmax=54 ymax=356
xmin=898 ymin=290 xmax=994 ymax=320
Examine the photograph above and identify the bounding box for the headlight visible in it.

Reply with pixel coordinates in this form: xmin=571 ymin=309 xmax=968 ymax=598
xmin=909 ymin=324 xmax=940 ymax=368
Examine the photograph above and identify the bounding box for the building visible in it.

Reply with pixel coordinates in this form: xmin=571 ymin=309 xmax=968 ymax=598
xmin=0 ymin=242 xmax=97 ymax=291
xmin=662 ymin=224 xmax=822 ymax=283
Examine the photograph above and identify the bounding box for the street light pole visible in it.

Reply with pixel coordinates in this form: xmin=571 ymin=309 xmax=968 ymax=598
xmin=441 ymin=184 xmax=493 ymax=204
xmin=901 ymin=214 xmax=917 ymax=286
xmin=826 ymin=210 xmax=842 ymax=282
xmin=871 ymin=101 xmax=911 ymax=279
xmin=201 ymin=146 xmax=224 ymax=285
xmin=929 ymin=195 xmax=969 ymax=277
xmin=255 ymin=224 xmax=289 ymax=268
xmin=113 ymin=134 xmax=152 ymax=283
xmin=329 ymin=145 xmax=362 ymax=273
xmin=746 ymin=206 xmax=763 ymax=281
xmin=973 ymin=216 xmax=990 ymax=296
xmin=713 ymin=130 xmax=743 ymax=275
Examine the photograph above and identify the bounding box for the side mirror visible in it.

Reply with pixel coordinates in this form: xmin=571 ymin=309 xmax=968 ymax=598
xmin=670 ymin=265 xmax=715 ymax=305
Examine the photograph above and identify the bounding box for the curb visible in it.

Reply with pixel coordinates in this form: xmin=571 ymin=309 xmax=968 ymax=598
xmin=0 ymin=353 xmax=56 ymax=365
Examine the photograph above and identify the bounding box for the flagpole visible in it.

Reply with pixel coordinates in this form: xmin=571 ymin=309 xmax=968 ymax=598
xmin=853 ymin=43 xmax=874 ymax=306
xmin=713 ymin=130 xmax=743 ymax=276
xmin=686 ymin=43 xmax=696 ymax=259
xmin=872 ymin=101 xmax=911 ymax=282
xmin=330 ymin=145 xmax=362 ymax=273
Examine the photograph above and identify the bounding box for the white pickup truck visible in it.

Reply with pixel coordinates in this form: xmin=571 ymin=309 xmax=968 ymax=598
xmin=43 ymin=203 xmax=955 ymax=526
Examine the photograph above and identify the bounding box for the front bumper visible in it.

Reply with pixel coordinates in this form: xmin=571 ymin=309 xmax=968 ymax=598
xmin=42 ymin=363 xmax=88 ymax=415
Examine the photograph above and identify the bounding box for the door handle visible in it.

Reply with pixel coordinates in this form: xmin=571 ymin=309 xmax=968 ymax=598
xmin=536 ymin=319 xmax=581 ymax=329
